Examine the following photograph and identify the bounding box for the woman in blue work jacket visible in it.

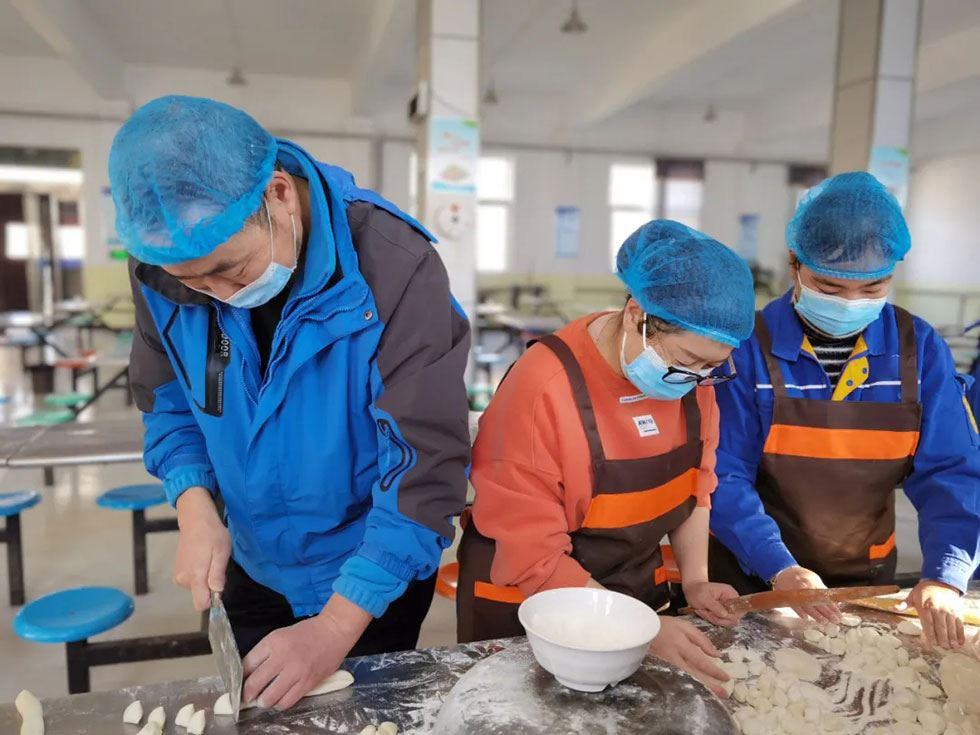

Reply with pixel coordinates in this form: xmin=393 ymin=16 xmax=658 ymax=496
xmin=708 ymin=172 xmax=980 ymax=650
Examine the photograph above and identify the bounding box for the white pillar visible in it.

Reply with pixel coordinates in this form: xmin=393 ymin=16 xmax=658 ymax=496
xmin=415 ymin=0 xmax=480 ymax=318
xmin=829 ymin=0 xmax=921 ymax=206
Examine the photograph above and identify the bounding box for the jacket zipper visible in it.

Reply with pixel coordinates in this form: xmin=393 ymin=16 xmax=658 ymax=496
xmin=378 ymin=418 xmax=413 ymax=491
xmin=217 ymin=305 xmax=259 ymax=406
xmin=259 ymin=291 xmax=369 ymax=399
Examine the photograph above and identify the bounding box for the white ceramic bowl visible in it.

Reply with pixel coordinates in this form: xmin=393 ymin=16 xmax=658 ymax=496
xmin=517 ymin=587 xmax=661 ymax=692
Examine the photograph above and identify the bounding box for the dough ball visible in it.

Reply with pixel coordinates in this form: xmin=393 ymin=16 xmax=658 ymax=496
xmin=773 ymin=648 xmax=822 ymax=683
xmin=733 ymin=682 xmax=748 ymax=703
xmin=840 ymin=613 xmax=862 ymax=627
xmin=214 ymin=693 xmax=233 ymax=716
xmin=136 ymin=723 xmax=162 ymax=735
xmin=726 ymin=646 xmax=750 ymax=663
xmin=123 ymin=700 xmax=143 ymax=725
xmin=147 ymin=706 xmax=165 ymax=728
xmin=721 ymin=678 xmax=735 ymax=698
xmin=723 ymin=661 xmax=750 ymax=680
xmin=747 ymin=658 xmax=766 ymax=677
xmin=898 ymin=619 xmax=923 ymax=636
xmin=358 ymin=727 xmax=378 ymax=735
xmin=377 ymin=723 xmax=399 ymax=735
xmin=919 ymin=683 xmax=943 ymax=699
xmin=187 ymin=709 xmax=206 ymax=735
xmin=910 ymin=656 xmax=930 ymax=673
xmin=917 ymin=709 xmax=945 ymax=735
xmin=175 ymin=703 xmax=195 ymax=728
xmin=803 ymin=628 xmax=825 ymax=645
xmin=891 ymin=666 xmax=920 ymax=689
xmin=940 ymin=654 xmax=980 ymax=715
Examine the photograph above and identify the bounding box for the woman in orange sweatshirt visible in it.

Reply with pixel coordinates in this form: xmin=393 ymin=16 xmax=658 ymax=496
xmin=457 ymin=220 xmax=757 ymax=696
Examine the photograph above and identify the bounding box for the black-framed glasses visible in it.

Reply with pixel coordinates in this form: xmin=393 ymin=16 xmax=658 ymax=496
xmin=662 ymin=356 xmax=738 ymax=386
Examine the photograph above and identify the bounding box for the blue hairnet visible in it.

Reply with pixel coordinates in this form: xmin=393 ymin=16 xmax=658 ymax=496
xmin=616 ymin=220 xmax=755 ymax=347
xmin=787 ymin=171 xmax=910 ymax=280
xmin=108 ymin=95 xmax=278 ymax=265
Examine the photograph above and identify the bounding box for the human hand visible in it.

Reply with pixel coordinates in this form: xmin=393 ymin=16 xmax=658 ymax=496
xmin=772 ymin=566 xmax=841 ymax=624
xmin=173 ymin=487 xmax=231 ymax=611
xmin=649 ymin=616 xmax=729 ymax=698
xmin=682 ymin=580 xmax=743 ymax=628
xmin=897 ymin=580 xmax=964 ymax=650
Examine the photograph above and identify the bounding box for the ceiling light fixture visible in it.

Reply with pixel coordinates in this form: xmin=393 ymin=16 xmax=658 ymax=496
xmin=561 ymin=0 xmax=588 ymax=34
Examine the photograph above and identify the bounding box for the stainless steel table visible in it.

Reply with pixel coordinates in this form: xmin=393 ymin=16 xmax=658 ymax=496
xmin=5 ymin=417 xmax=144 ymax=469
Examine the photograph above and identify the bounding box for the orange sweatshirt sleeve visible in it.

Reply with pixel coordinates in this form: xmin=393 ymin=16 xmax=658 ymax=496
xmin=470 ymin=347 xmax=593 ymax=596
xmin=695 ymin=385 xmax=720 ymax=508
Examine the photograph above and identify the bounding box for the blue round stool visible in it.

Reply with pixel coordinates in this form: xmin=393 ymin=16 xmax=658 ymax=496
xmin=14 ymin=586 xmax=134 ymax=693
xmin=96 ymin=484 xmax=175 ymax=595
xmin=0 ymin=491 xmax=41 ymax=606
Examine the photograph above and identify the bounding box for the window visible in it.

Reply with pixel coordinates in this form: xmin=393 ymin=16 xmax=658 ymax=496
xmin=608 ymin=162 xmax=655 ymax=269
xmin=658 ymin=160 xmax=704 ymax=230
xmin=663 ymin=179 xmax=703 ymax=230
xmin=477 ymin=156 xmax=514 ymax=273
xmin=4 ymin=222 xmax=31 ymax=259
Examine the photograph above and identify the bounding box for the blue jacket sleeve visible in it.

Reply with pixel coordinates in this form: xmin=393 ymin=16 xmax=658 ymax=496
xmin=902 ymin=323 xmax=980 ymax=593
xmin=129 ymin=261 xmax=217 ymax=506
xmin=711 ymin=337 xmax=799 ymax=583
xmin=332 ymin=209 xmax=471 ymax=618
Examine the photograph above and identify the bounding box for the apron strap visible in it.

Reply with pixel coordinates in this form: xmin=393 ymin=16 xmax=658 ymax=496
xmin=754 ymin=311 xmax=787 ymax=397
xmin=536 ymin=334 xmax=606 ymax=467
xmin=892 ymin=306 xmax=919 ymax=405
xmin=681 ymin=387 xmax=701 ymax=445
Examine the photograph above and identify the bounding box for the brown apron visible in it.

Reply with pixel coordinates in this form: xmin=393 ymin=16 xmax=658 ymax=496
xmin=457 ymin=333 xmax=704 ymax=643
xmin=710 ymin=308 xmax=922 ymax=594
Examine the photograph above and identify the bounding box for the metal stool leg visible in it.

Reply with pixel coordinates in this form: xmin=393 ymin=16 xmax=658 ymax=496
xmin=43 ymin=467 xmax=54 ymax=487
xmin=133 ymin=510 xmax=149 ymax=595
xmin=66 ymin=640 xmax=91 ymax=694
xmin=5 ymin=513 xmax=25 ymax=606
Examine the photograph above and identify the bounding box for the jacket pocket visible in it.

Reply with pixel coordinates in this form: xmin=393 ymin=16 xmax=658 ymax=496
xmin=377 ymin=418 xmax=413 ymax=492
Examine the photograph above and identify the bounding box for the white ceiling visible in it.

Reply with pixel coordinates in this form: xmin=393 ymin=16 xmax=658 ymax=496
xmin=2 ymin=0 xmax=980 ymax=160
xmin=83 ymin=0 xmax=381 ymax=78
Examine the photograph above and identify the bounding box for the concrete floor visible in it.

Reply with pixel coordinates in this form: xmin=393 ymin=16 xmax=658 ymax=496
xmin=0 ymin=332 xmax=923 ymax=704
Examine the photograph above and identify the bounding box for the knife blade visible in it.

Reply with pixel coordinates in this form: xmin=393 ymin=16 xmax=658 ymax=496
xmin=208 ymin=591 xmax=243 ymax=722
xmin=678 ymin=585 xmax=899 ymax=616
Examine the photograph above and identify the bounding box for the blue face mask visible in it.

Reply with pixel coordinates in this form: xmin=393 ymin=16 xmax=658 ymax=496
xmin=220 ymin=201 xmax=298 ymax=309
xmin=794 ymin=277 xmax=887 ymax=338
xmin=620 ymin=322 xmax=700 ymax=401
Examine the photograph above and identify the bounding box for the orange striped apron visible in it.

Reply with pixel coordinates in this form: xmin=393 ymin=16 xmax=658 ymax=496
xmin=457 ymin=333 xmax=703 ymax=643
xmin=710 ymin=307 xmax=922 ymax=592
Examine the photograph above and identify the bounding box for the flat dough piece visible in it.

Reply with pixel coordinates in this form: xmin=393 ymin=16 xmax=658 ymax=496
xmin=773 ymin=648 xmax=822 ymax=682
xmin=941 ymin=653 xmax=980 ymax=715
xmin=214 ymin=693 xmax=233 ymax=716
xmin=15 ymin=690 xmax=43 ymax=735
xmin=377 ymin=723 xmax=398 ymax=735
xmin=897 ymin=619 xmax=923 ymax=636
xmin=839 ymin=613 xmax=861 ymax=627
xmin=242 ymin=670 xmax=355 ymax=710
xmin=136 ymin=723 xmax=162 ymax=735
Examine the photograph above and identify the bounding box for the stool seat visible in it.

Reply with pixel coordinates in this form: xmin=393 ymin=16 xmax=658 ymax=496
xmin=44 ymin=392 xmax=93 ymax=407
xmin=0 ymin=491 xmax=40 ymax=517
xmin=435 ymin=562 xmax=459 ymax=601
xmin=53 ymin=358 xmax=92 ymax=370
xmin=97 ymin=483 xmax=167 ymax=511
xmin=14 ymin=587 xmax=134 ymax=643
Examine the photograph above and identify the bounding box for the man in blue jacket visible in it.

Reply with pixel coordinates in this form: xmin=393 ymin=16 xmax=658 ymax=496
xmin=110 ymin=96 xmax=471 ymax=709
xmin=709 ymin=172 xmax=979 ymax=650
